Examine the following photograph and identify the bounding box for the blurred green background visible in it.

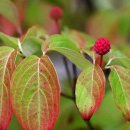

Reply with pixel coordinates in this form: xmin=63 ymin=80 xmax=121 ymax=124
xmin=1 ymin=0 xmax=130 ymax=130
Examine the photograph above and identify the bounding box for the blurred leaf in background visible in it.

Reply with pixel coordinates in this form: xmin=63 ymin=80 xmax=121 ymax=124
xmin=0 ymin=0 xmax=21 ymax=35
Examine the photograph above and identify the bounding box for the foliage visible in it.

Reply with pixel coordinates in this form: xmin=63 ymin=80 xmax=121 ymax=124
xmin=0 ymin=0 xmax=130 ymax=130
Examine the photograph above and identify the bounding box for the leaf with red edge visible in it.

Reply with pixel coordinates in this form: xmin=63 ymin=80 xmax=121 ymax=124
xmin=0 ymin=0 xmax=21 ymax=35
xmin=109 ymin=65 xmax=130 ymax=121
xmin=0 ymin=46 xmax=16 ymax=130
xmin=75 ymin=64 xmax=105 ymax=120
xmin=11 ymin=55 xmax=60 ymax=130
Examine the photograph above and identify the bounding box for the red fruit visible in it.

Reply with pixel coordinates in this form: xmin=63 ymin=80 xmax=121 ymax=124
xmin=93 ymin=38 xmax=111 ymax=55
xmin=50 ymin=6 xmax=63 ymax=21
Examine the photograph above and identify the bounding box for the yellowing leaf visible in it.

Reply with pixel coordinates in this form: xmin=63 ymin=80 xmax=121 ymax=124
xmin=109 ymin=65 xmax=130 ymax=120
xmin=0 ymin=46 xmax=16 ymax=130
xmin=11 ymin=55 xmax=60 ymax=130
xmin=76 ymin=65 xmax=105 ymax=120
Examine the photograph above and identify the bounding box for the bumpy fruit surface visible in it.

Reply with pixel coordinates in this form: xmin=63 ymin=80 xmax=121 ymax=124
xmin=50 ymin=6 xmax=63 ymax=21
xmin=93 ymin=38 xmax=110 ymax=55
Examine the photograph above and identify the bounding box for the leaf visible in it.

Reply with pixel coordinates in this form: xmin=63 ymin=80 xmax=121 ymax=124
xmin=109 ymin=65 xmax=130 ymax=120
xmin=0 ymin=0 xmax=20 ymax=30
xmin=21 ymin=26 xmax=47 ymax=42
xmin=107 ymin=51 xmax=130 ymax=70
xmin=75 ymin=65 xmax=105 ymax=120
xmin=0 ymin=32 xmax=18 ymax=49
xmin=43 ymin=35 xmax=91 ymax=70
xmin=62 ymin=29 xmax=95 ymax=51
xmin=0 ymin=46 xmax=16 ymax=130
xmin=21 ymin=37 xmax=43 ymax=57
xmin=44 ymin=34 xmax=80 ymax=51
xmin=21 ymin=26 xmax=47 ymax=57
xmin=109 ymin=58 xmax=130 ymax=70
xmin=62 ymin=29 xmax=86 ymax=49
xmin=87 ymin=11 xmax=119 ymax=38
xmin=11 ymin=55 xmax=60 ymax=130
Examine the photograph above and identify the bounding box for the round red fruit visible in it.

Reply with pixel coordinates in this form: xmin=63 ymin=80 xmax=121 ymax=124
xmin=93 ymin=38 xmax=111 ymax=55
xmin=50 ymin=6 xmax=63 ymax=21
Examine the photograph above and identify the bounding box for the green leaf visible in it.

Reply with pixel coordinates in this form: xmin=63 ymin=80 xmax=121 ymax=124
xmin=109 ymin=58 xmax=130 ymax=70
xmin=109 ymin=65 xmax=130 ymax=120
xmin=0 ymin=0 xmax=19 ymax=27
xmin=107 ymin=51 xmax=130 ymax=70
xmin=0 ymin=46 xmax=16 ymax=130
xmin=11 ymin=55 xmax=60 ymax=130
xmin=21 ymin=26 xmax=47 ymax=42
xmin=44 ymin=34 xmax=80 ymax=51
xmin=21 ymin=37 xmax=43 ymax=57
xmin=0 ymin=32 xmax=18 ymax=49
xmin=62 ymin=29 xmax=95 ymax=51
xmin=21 ymin=26 xmax=47 ymax=57
xmin=44 ymin=35 xmax=91 ymax=70
xmin=76 ymin=65 xmax=105 ymax=120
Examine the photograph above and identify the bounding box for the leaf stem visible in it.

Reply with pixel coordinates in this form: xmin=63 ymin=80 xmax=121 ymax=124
xmin=87 ymin=120 xmax=94 ymax=130
xmin=100 ymin=55 xmax=103 ymax=67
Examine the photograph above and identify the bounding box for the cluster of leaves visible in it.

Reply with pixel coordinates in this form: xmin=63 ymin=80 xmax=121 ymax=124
xmin=0 ymin=0 xmax=130 ymax=130
xmin=0 ymin=25 xmax=130 ymax=130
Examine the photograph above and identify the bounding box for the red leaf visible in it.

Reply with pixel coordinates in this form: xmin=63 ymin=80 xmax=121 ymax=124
xmin=0 ymin=47 xmax=16 ymax=130
xmin=11 ymin=55 xmax=60 ymax=130
xmin=76 ymin=65 xmax=105 ymax=120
